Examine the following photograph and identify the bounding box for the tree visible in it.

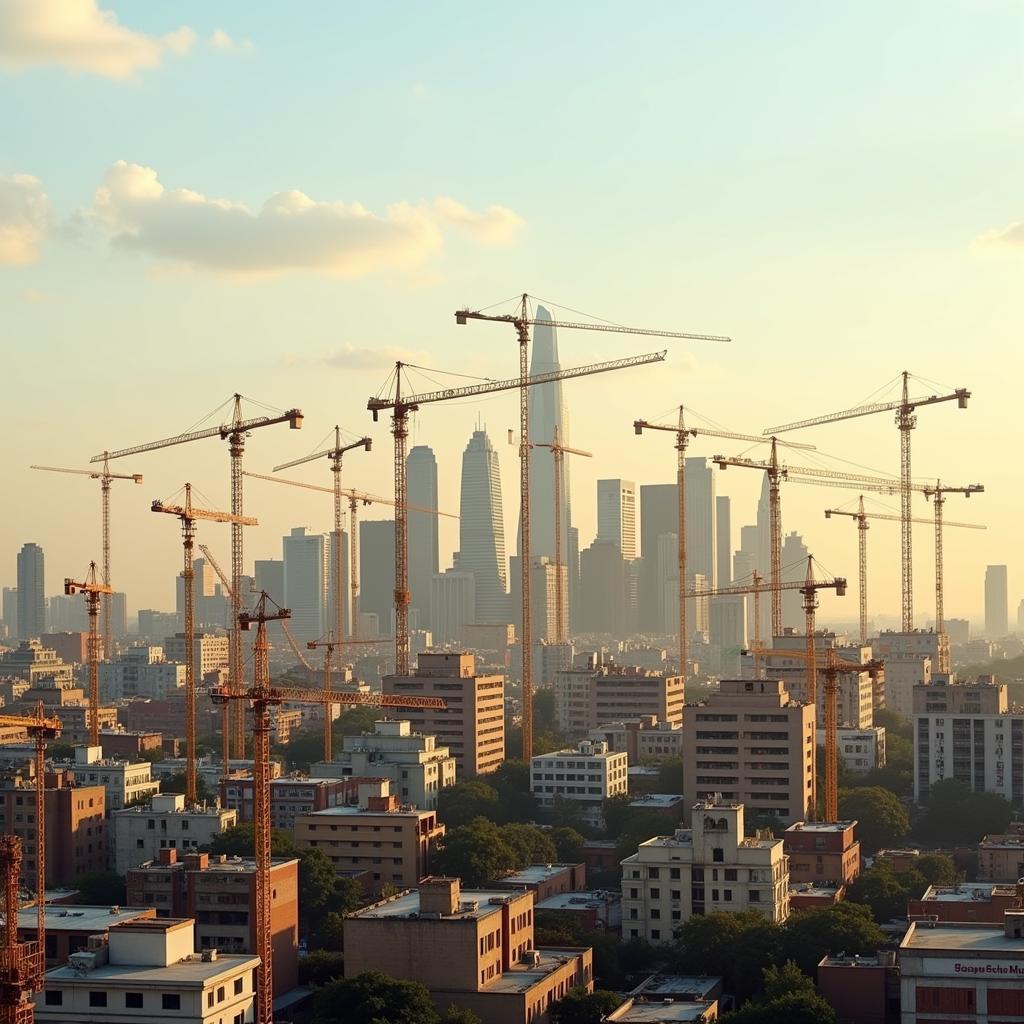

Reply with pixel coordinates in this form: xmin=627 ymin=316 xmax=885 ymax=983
xmin=205 ymin=822 xmax=298 ymax=857
xmin=298 ymin=949 xmax=344 ymax=986
xmin=849 ymin=734 xmax=912 ymax=797
xmin=72 ymin=871 xmax=126 ymax=905
xmin=549 ymin=988 xmax=622 ymax=1024
xmin=436 ymin=781 xmax=501 ymax=828
xmin=433 ymin=818 xmax=518 ymax=886
xmin=487 ymin=760 xmax=539 ymax=822
xmin=439 ymin=1007 xmax=483 ymax=1024
xmin=761 ymin=960 xmax=816 ymax=1002
xmin=781 ymin=903 xmax=885 ymax=974
xmin=308 ymin=970 xmax=441 ymax=1023
xmin=846 ymin=864 xmax=916 ymax=923
xmin=657 ymin=757 xmax=684 ymax=792
xmin=873 ymin=707 xmax=912 ymax=742
xmin=724 ymin=991 xmax=838 ymax=1024
xmin=837 ymin=787 xmax=909 ymax=853
xmin=913 ymin=853 xmax=959 ymax=887
xmin=551 ymin=827 xmax=585 ymax=863
xmin=159 ymin=770 xmax=213 ymax=802
xmin=502 ymin=823 xmax=557 ymax=867
xmin=915 ymin=778 xmax=1012 ymax=846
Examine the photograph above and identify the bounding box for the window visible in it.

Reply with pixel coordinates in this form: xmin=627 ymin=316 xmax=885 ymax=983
xmin=208 ymin=991 xmax=215 ymax=1008
xmin=712 ymin=848 xmax=724 ymax=862
xmin=749 ymin=890 xmax=761 ymax=902
xmin=44 ymin=991 xmax=62 ymax=1006
xmin=125 ymin=992 xmax=144 ymax=1008
xmin=651 ymin=928 xmax=660 ymax=940
xmin=162 ymin=994 xmax=181 ymax=1010
xmin=89 ymin=991 xmax=108 ymax=1007
xmin=724 ymin=869 xmax=737 ymax=881
xmin=723 ymin=889 xmax=733 ymax=902
xmin=218 ymin=985 xmax=226 ymax=1002
xmin=650 ymin=888 xmax=660 ymax=899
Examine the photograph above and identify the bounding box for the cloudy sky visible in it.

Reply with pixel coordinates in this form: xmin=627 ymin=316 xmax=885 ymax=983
xmin=2 ymin=0 xmax=1021 ymax=627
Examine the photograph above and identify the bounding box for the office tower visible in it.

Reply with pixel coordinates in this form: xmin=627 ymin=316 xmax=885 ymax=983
xmin=111 ymin=591 xmax=128 ymax=641
xmin=359 ymin=520 xmax=395 ymax=635
xmin=985 ymin=565 xmax=1009 ymax=638
xmin=326 ymin=530 xmax=350 ymax=638
xmin=431 ymin=569 xmax=476 ymax=646
xmin=509 ymin=555 xmax=563 ymax=646
xmin=685 ymin=457 xmax=717 ymax=588
xmin=1 ymin=587 xmax=17 ymax=639
xmin=407 ymin=445 xmax=439 ymax=629
xmin=254 ymin=558 xmax=285 ymax=605
xmin=780 ymin=531 xmax=810 ymax=632
xmin=716 ymin=495 xmax=732 ymax=589
xmin=597 ymin=479 xmax=637 ymax=559
xmin=16 ymin=542 xmax=45 ymax=639
xmin=945 ymin=618 xmax=970 ymax=645
xmin=283 ymin=527 xmax=327 ymax=646
xmin=639 ymin=483 xmax=676 ymax=631
xmin=710 ymin=594 xmax=746 ymax=676
xmin=457 ymin=429 xmax=507 ymax=622
xmin=579 ymin=541 xmax=626 ymax=634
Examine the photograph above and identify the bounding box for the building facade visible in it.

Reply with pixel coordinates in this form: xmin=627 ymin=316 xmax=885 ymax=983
xmin=16 ymin=542 xmax=45 ymax=640
xmin=408 ymin=445 xmax=440 ymax=629
xmin=100 ymin=645 xmax=185 ymax=700
xmin=985 ymin=565 xmax=1009 ymax=639
xmin=530 ymin=740 xmax=629 ymax=827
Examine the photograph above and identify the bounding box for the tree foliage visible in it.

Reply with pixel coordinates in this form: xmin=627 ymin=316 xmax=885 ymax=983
xmin=436 ymin=781 xmax=501 ymax=827
xmin=298 ymin=949 xmax=344 ymax=986
xmin=657 ymin=757 xmax=684 ymax=792
xmin=159 ymin=770 xmax=213 ymax=802
xmin=724 ymin=990 xmax=838 ymax=1024
xmin=71 ymin=870 xmax=126 ymax=905
xmin=549 ymin=988 xmax=622 ymax=1024
xmin=550 ymin=827 xmax=586 ymax=863
xmin=433 ymin=818 xmax=518 ymax=886
xmin=307 ymin=970 xmax=443 ymax=1024
xmin=837 ymin=787 xmax=909 ymax=853
xmin=846 ymin=863 xmax=927 ymax=923
xmin=915 ymin=778 xmax=1012 ymax=846
xmin=873 ymin=707 xmax=912 ymax=742
xmin=780 ymin=903 xmax=885 ymax=974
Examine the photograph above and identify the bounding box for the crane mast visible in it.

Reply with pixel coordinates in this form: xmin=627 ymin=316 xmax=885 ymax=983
xmin=64 ymin=563 xmax=113 ymax=746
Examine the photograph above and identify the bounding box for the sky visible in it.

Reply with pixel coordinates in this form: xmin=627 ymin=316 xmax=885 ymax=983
xmin=1 ymin=0 xmax=1021 ymax=629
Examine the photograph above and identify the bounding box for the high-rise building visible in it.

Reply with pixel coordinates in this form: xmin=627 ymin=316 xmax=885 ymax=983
xmin=780 ymin=531 xmax=810 ymax=631
xmin=254 ymin=558 xmax=285 ymax=605
xmin=326 ymin=530 xmax=351 ymax=638
xmin=1 ymin=587 xmax=17 ymax=640
xmin=457 ymin=429 xmax=507 ymax=622
xmin=716 ymin=495 xmax=732 ymax=589
xmin=283 ymin=527 xmax=327 ymax=646
xmin=639 ymin=484 xmax=677 ymax=632
xmin=578 ymin=541 xmax=625 ymax=634
xmin=16 ymin=542 xmax=45 ymax=639
xmin=430 ymin=569 xmax=476 ymax=646
xmin=407 ymin=445 xmax=439 ymax=629
xmin=509 ymin=556 xmax=561 ymax=644
xmin=685 ymin=458 xmax=717 ymax=589
xmin=1018 ymin=600 xmax=1024 ymax=633
xmin=597 ymin=479 xmax=637 ymax=559
xmin=985 ymin=565 xmax=1009 ymax=638
xmin=359 ymin=520 xmax=395 ymax=636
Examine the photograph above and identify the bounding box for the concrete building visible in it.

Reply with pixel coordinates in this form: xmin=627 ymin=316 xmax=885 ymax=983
xmin=162 ymin=632 xmax=229 ymax=676
xmin=383 ymin=652 xmax=505 ymax=777
xmin=908 ymin=883 xmax=1024 ymax=925
xmin=985 ymin=565 xmax=1009 ymax=638
xmin=597 ymin=479 xmax=637 ymax=559
xmin=497 ymin=863 xmax=587 ymax=901
xmin=430 ymin=569 xmax=476 ymax=646
xmin=977 ymin=834 xmax=1024 ymax=883
xmin=253 ymin=557 xmax=284 ymax=608
xmin=100 ymin=645 xmax=185 ymax=700
xmin=345 ymin=875 xmax=593 ymax=1024
xmin=221 ymin=774 xmax=360 ymax=830
xmin=0 ymin=639 xmax=75 ymax=687
xmin=912 ymin=677 xmax=1022 ymax=803
xmin=898 ymin=912 xmax=1024 ymax=1022
xmin=683 ymin=678 xmax=815 ymax=826
xmin=577 ymin=541 xmax=626 ymax=635
xmin=17 ymin=905 xmax=156 ymax=967
xmin=716 ymin=495 xmax=731 ymax=594
xmin=283 ymin=526 xmax=327 ymax=647
xmin=2 ymin=585 xmax=18 ymax=640
xmin=408 ymin=445 xmax=440 ymax=629
xmin=824 ymin=726 xmax=886 ymax=774
xmin=530 ymin=740 xmax=628 ymax=827
xmin=35 ymin=917 xmax=259 ymax=1024
xmin=294 ymin=781 xmax=444 ymax=894
xmin=111 ymin=793 xmax=237 ymax=876
xmin=16 ymin=542 xmax=45 ymax=640
xmin=620 ymin=798 xmax=790 ymax=943
xmin=779 ymin=532 xmax=809 ymax=631
xmin=685 ymin=458 xmax=718 ymax=590
xmin=783 ymin=821 xmax=861 ymax=886
xmin=37 ymin=703 xmax=119 ymax=744
xmin=587 ymin=716 xmax=685 ymax=764
xmin=60 ymin=745 xmax=161 ymax=812
xmin=639 ymin=483 xmax=676 ymax=633
xmin=554 ymin=654 xmax=685 ymax=733
xmin=359 ymin=519 xmax=395 ymax=636
xmin=816 ymin=953 xmax=899 ymax=1024
xmin=39 ymin=632 xmax=89 ymax=665
xmin=126 ymin=848 xmax=299 ymax=995
xmin=875 ymin=630 xmax=947 ymax=718
xmin=536 ymin=890 xmax=622 ymax=933
xmin=311 ymin=719 xmax=457 ymax=809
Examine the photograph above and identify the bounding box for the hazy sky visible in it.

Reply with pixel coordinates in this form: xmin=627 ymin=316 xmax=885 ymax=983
xmin=2 ymin=1 xmax=1021 ymax=627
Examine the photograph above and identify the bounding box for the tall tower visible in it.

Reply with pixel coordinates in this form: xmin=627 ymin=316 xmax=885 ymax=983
xmin=716 ymin=495 xmax=732 ymax=591
xmin=407 ymin=445 xmax=439 ymax=629
xmin=985 ymin=565 xmax=1009 ymax=638
xmin=458 ymin=429 xmax=508 ymax=622
xmin=597 ymin=479 xmax=637 ymax=559
xmin=781 ymin=531 xmax=810 ymax=633
xmin=685 ymin=457 xmax=717 ymax=588
xmin=16 ymin=542 xmax=45 ymax=639
xmin=283 ymin=527 xmax=328 ymax=647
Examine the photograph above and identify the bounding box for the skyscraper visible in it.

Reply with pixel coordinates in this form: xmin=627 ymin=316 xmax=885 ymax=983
xmin=457 ymin=429 xmax=507 ymax=622
xmin=639 ymin=483 xmax=677 ymax=632
xmin=326 ymin=532 xmax=350 ymax=638
xmin=985 ymin=565 xmax=1009 ymax=638
xmin=685 ymin=457 xmax=717 ymax=588
xmin=283 ymin=527 xmax=327 ymax=646
xmin=781 ymin=531 xmax=810 ymax=633
xmin=360 ymin=520 xmax=395 ymax=636
xmin=716 ymin=495 xmax=732 ymax=591
xmin=254 ymin=559 xmax=285 ymax=606
xmin=16 ymin=542 xmax=45 ymax=640
xmin=407 ymin=446 xmax=439 ymax=629
xmin=597 ymin=479 xmax=637 ymax=559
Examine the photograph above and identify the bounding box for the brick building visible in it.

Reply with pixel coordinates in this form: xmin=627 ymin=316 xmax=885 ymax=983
xmin=783 ymin=821 xmax=861 ymax=886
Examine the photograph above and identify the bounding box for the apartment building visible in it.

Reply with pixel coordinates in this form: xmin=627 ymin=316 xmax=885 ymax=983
xmin=587 ymin=716 xmax=685 ymax=764
xmin=311 ymin=719 xmax=457 ymax=809
xmin=783 ymin=821 xmax=861 ymax=886
xmin=977 ymin=833 xmax=1024 ymax=883
xmin=0 ymin=639 xmax=75 ymax=686
xmin=620 ymin=798 xmax=790 ymax=943
xmin=126 ymin=848 xmax=299 ymax=994
xmin=220 ymin=774 xmax=359 ymax=830
xmin=99 ymin=645 xmax=185 ymax=700
xmin=822 ymin=726 xmax=886 ymax=774
xmin=345 ymin=876 xmax=593 ymax=1024
xmin=17 ymin=905 xmax=156 ymax=967
xmin=683 ymin=678 xmax=815 ymax=826
xmin=162 ymin=632 xmax=230 ymax=676
xmin=59 ymin=745 xmax=161 ymax=812
xmin=383 ymin=653 xmax=505 ymax=776
xmin=530 ymin=740 xmax=628 ymax=828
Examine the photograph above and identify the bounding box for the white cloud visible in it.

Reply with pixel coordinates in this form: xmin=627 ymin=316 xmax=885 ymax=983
xmin=89 ymin=161 xmax=525 ymax=279
xmin=0 ymin=174 xmax=52 ymax=264
xmin=972 ymin=220 xmax=1024 ymax=251
xmin=433 ymin=197 xmax=524 ymax=244
xmin=0 ymin=0 xmax=197 ymax=78
xmin=209 ymin=28 xmax=252 ymax=53
xmin=325 ymin=345 xmax=431 ymax=371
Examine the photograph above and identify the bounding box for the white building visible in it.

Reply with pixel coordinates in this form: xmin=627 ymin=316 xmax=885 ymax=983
xmin=597 ymin=479 xmax=637 ymax=560
xmin=430 ymin=569 xmax=476 ymax=646
xmin=36 ymin=917 xmax=258 ymax=1024
xmin=587 ymin=717 xmax=685 ymax=764
xmin=816 ymin=726 xmax=886 ymax=774
xmin=311 ymin=719 xmax=456 ymax=809
xmin=111 ymin=794 xmax=238 ymax=876
xmin=620 ymin=798 xmax=790 ymax=943
xmin=63 ymin=745 xmax=161 ymax=812
xmin=283 ymin=526 xmax=328 ymax=647
xmin=99 ymin=645 xmax=185 ymax=700
xmin=162 ymin=632 xmax=229 ymax=677
xmin=875 ymin=630 xmax=946 ymax=712
xmin=530 ymin=739 xmax=628 ymax=827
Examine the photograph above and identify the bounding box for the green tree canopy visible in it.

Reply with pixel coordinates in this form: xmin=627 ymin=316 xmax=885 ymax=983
xmin=71 ymin=871 xmax=126 ymax=905
xmin=912 ymin=853 xmax=959 ymax=887
xmin=846 ymin=864 xmax=920 ymax=923
xmin=915 ymin=778 xmax=1012 ymax=846
xmin=158 ymin=770 xmax=213 ymax=802
xmin=550 ymin=827 xmax=586 ymax=863
xmin=761 ymin=960 xmax=817 ymax=1002
xmin=724 ymin=990 xmax=838 ymax=1024
xmin=436 ymin=781 xmax=501 ymax=827
xmin=837 ymin=787 xmax=909 ymax=853
xmin=298 ymin=949 xmax=344 ymax=986
xmin=549 ymin=988 xmax=622 ymax=1024
xmin=781 ymin=903 xmax=886 ymax=974
xmin=657 ymin=757 xmax=684 ymax=792
xmin=502 ymin=823 xmax=558 ymax=866
xmin=308 ymin=970 xmax=442 ymax=1024
xmin=205 ymin=822 xmax=297 ymax=857
xmin=873 ymin=707 xmax=912 ymax=742
xmin=433 ymin=818 xmax=518 ymax=886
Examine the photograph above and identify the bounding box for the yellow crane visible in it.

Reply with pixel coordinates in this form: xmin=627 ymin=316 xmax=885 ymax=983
xmin=63 ymin=562 xmax=113 ymax=745
xmin=766 ymin=371 xmax=971 ymax=630
xmin=31 ymin=458 xmax=142 ymax=658
xmin=94 ymin=394 xmax=303 ymax=759
xmin=152 ymin=485 xmax=258 ymax=800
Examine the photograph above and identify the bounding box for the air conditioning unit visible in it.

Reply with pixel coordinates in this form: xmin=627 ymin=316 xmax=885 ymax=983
xmin=521 ymin=950 xmax=541 ymax=966
xmin=201 ymin=948 xmax=218 ymax=962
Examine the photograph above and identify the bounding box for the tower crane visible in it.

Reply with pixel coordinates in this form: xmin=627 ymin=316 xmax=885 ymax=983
xmin=765 ymin=371 xmax=970 ymax=631
xmin=152 ymin=485 xmax=258 ymax=801
xmin=273 ymin=428 xmax=371 ymax=665
xmin=211 ymin=594 xmax=445 ymax=1024
xmin=63 ymin=563 xmax=113 ymax=746
xmin=31 ymin=457 xmax=142 ymax=658
xmin=242 ymin=470 xmax=456 ymax=643
xmin=634 ymin=409 xmax=815 ymax=678
xmin=374 ymin=348 xmax=673 ymax=759
xmin=94 ymin=394 xmax=303 ymax=760
xmin=825 ymin=496 xmax=985 ymax=648
xmin=0 ymin=835 xmax=37 ymax=1024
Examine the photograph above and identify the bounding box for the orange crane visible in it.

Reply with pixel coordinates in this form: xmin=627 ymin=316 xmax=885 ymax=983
xmin=0 ymin=835 xmax=38 ymax=1024
xmin=766 ymin=371 xmax=970 ymax=631
xmin=825 ymin=496 xmax=985 ymax=647
xmin=30 ymin=457 xmax=142 ymax=659
xmin=242 ymin=470 xmax=457 ymax=644
xmin=211 ymin=593 xmax=445 ymax=1024
xmin=273 ymin=428 xmax=372 ymax=661
xmin=455 ymin=296 xmax=728 ymax=760
xmin=63 ymin=563 xmax=113 ymax=746
xmin=371 ymin=350 xmax=670 ymax=759
xmin=94 ymin=394 xmax=303 ymax=759
xmin=152 ymin=485 xmax=258 ymax=801
xmin=634 ymin=409 xmax=815 ymax=678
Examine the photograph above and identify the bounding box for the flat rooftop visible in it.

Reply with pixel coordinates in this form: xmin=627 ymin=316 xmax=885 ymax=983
xmin=131 ymin=855 xmax=298 ymax=874
xmin=612 ymin=1002 xmax=716 ymax=1022
xmin=351 ymin=888 xmax=526 ymax=923
xmin=18 ymin=906 xmax=153 ymax=931
xmin=902 ymin=922 xmax=1024 ymax=954
xmin=630 ymin=974 xmax=721 ymax=999
xmin=629 ymin=794 xmax=686 ymax=808
xmin=786 ymin=821 xmax=856 ymax=833
xmin=501 ymin=864 xmax=580 ymax=885
xmin=979 ymin=837 xmax=1024 ymax=849
xmin=919 ymin=883 xmax=1018 ymax=903
xmin=304 ymin=804 xmax=427 ymax=818
xmin=537 ymin=891 xmax=620 ymax=911
xmin=45 ymin=953 xmax=260 ymax=985
xmin=484 ymin=948 xmax=589 ymax=994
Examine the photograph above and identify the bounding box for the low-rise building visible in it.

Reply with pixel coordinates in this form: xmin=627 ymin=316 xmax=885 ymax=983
xmin=497 ymin=863 xmax=587 ymax=901
xmin=628 ymin=793 xmax=688 ymax=819
xmin=126 ymin=848 xmax=299 ymax=994
xmin=34 ymin=917 xmax=258 ymax=1024
xmin=609 ymin=975 xmax=723 ymax=1022
xmin=908 ymin=883 xmax=1024 ymax=925
xmin=977 ymin=833 xmax=1024 ymax=883
xmin=17 ymin=905 xmax=156 ymax=967
xmin=36 ymin=703 xmax=118 ymax=743
xmin=220 ymin=774 xmax=361 ymax=830
xmin=294 ymin=780 xmax=444 ymax=894
xmin=587 ymin=716 xmax=685 ymax=764
xmin=111 ymin=794 xmax=237 ymax=876
xmin=99 ymin=730 xmax=165 ymax=760
xmin=151 ymin=756 xmax=281 ymax=795
xmin=57 ymin=745 xmax=161 ymax=813
xmin=788 ymin=881 xmax=845 ymax=911
xmin=162 ymin=632 xmax=229 ymax=676
xmin=535 ymin=890 xmax=622 ymax=932
xmin=39 ymin=632 xmax=90 ymax=665
xmin=0 ymin=639 xmax=75 ymax=686
xmin=620 ymin=798 xmax=790 ymax=943
xmin=783 ymin=821 xmax=861 ymax=886
xmin=816 ymin=952 xmax=899 ymax=1024
xmin=99 ymin=645 xmax=185 ymax=700
xmin=311 ymin=719 xmax=457 ymax=809
xmin=822 ymin=726 xmax=886 ymax=774
xmin=344 ymin=876 xmax=593 ymax=1024
xmin=530 ymin=740 xmax=628 ymax=828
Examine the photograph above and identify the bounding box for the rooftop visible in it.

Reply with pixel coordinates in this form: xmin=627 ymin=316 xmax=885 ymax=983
xmin=350 ymin=887 xmax=526 ymax=922
xmin=44 ymin=953 xmax=260 ymax=985
xmin=786 ymin=821 xmax=856 ymax=833
xmin=17 ymin=905 xmax=153 ymax=932
xmin=537 ymin=891 xmax=621 ymax=911
xmin=485 ymin=947 xmax=591 ymax=994
xmin=629 ymin=794 xmax=686 ymax=808
xmin=629 ymin=974 xmax=721 ymax=1000
xmin=304 ymin=803 xmax=429 ymax=818
xmin=819 ymin=954 xmax=894 ymax=969
xmin=901 ymin=921 xmax=1024 ymax=954
xmin=610 ymin=1001 xmax=716 ymax=1022
xmin=918 ymin=883 xmax=1018 ymax=904
xmin=500 ymin=864 xmax=581 ymax=886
